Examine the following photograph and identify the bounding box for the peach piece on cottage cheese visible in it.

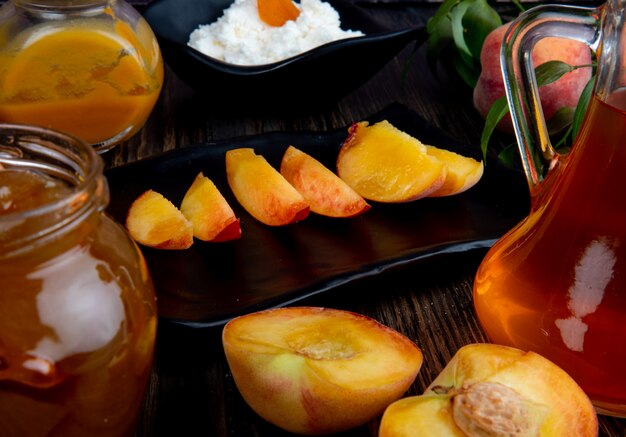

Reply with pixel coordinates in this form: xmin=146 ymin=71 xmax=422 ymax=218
xmin=257 ymin=0 xmax=300 ymax=27
xmin=187 ymin=0 xmax=363 ymax=65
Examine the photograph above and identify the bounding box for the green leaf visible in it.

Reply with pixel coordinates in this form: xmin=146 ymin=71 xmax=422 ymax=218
xmin=450 ymin=0 xmax=477 ymax=67
xmin=553 ymin=125 xmax=573 ymax=152
xmin=480 ymin=62 xmax=592 ymax=163
xmin=534 ymin=61 xmax=575 ymax=87
xmin=427 ymin=0 xmax=460 ymax=34
xmin=547 ymin=106 xmax=575 ymax=137
xmin=481 ymin=95 xmax=509 ymax=162
xmin=548 ymin=106 xmax=575 ymax=152
xmin=572 ymin=76 xmax=594 ymax=140
xmin=426 ymin=17 xmax=453 ymax=61
xmin=510 ymin=0 xmax=527 ymax=13
xmin=426 ymin=0 xmax=504 ymax=89
xmin=451 ymin=53 xmax=479 ymax=88
xmin=497 ymin=143 xmax=521 ymax=169
xmin=463 ymin=0 xmax=502 ymax=59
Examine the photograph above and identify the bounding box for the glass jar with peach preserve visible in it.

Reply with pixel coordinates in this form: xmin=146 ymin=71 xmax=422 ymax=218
xmin=0 ymin=124 xmax=157 ymax=436
xmin=0 ymin=0 xmax=164 ymax=153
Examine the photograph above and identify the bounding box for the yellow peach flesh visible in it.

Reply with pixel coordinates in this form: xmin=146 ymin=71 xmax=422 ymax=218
xmin=180 ymin=172 xmax=240 ymax=242
xmin=222 ymin=306 xmax=423 ymax=435
xmin=125 ymin=189 xmax=193 ymax=250
xmin=280 ymin=145 xmax=370 ymax=218
xmin=225 ymin=148 xmax=309 ymax=226
xmin=380 ymin=396 xmax=465 ymax=437
xmin=379 ymin=343 xmax=598 ymax=437
xmin=425 ymin=145 xmax=484 ymax=197
xmin=337 ymin=121 xmax=446 ymax=203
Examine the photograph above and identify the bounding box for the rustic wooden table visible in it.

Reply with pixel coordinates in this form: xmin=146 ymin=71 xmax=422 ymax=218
xmin=99 ymin=1 xmax=626 ymax=436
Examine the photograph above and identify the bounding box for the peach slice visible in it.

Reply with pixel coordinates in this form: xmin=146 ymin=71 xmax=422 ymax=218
xmin=180 ymin=172 xmax=241 ymax=242
xmin=222 ymin=306 xmax=423 ymax=435
xmin=280 ymin=145 xmax=370 ymax=218
xmin=225 ymin=148 xmax=309 ymax=226
xmin=336 ymin=121 xmax=446 ymax=203
xmin=379 ymin=343 xmax=598 ymax=437
xmin=125 ymin=189 xmax=193 ymax=250
xmin=258 ymin=0 xmax=300 ymax=27
xmin=424 ymin=146 xmax=484 ymax=197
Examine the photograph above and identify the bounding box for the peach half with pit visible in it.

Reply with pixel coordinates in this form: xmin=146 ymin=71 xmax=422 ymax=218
xmin=125 ymin=189 xmax=193 ymax=250
xmin=379 ymin=343 xmax=598 ymax=437
xmin=336 ymin=120 xmax=446 ymax=203
xmin=280 ymin=145 xmax=370 ymax=218
xmin=180 ymin=172 xmax=241 ymax=242
xmin=222 ymin=306 xmax=423 ymax=435
xmin=225 ymin=148 xmax=309 ymax=226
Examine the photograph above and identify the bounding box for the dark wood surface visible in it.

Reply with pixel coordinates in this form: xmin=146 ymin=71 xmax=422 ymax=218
xmin=99 ymin=2 xmax=626 ymax=436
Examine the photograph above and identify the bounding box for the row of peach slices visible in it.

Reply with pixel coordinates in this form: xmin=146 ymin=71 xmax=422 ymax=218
xmin=125 ymin=120 xmax=484 ymax=250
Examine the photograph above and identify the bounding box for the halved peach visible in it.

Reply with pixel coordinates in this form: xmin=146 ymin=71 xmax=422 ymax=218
xmin=336 ymin=121 xmax=446 ymax=203
xmin=379 ymin=343 xmax=598 ymax=437
xmin=125 ymin=189 xmax=193 ymax=250
xmin=222 ymin=306 xmax=423 ymax=435
xmin=425 ymin=145 xmax=484 ymax=197
xmin=180 ymin=172 xmax=241 ymax=242
xmin=280 ymin=145 xmax=370 ymax=218
xmin=225 ymin=148 xmax=309 ymax=226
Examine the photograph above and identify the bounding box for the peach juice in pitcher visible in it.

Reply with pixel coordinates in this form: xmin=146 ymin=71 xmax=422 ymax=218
xmin=473 ymin=0 xmax=626 ymax=417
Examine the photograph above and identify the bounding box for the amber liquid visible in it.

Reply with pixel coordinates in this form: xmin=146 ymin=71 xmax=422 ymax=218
xmin=0 ymin=170 xmax=157 ymax=436
xmin=0 ymin=19 xmax=163 ymax=147
xmin=474 ymin=91 xmax=626 ymax=415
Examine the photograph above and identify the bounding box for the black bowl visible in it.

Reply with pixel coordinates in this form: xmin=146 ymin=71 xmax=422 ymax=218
xmin=142 ymin=0 xmax=425 ymax=109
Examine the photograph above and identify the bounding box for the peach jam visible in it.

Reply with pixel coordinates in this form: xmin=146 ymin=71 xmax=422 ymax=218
xmin=0 ymin=0 xmax=164 ymax=153
xmin=0 ymin=124 xmax=157 ymax=436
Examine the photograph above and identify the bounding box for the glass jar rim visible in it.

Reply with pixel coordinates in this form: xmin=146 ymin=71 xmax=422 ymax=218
xmin=11 ymin=0 xmax=113 ymax=8
xmin=0 ymin=123 xmax=106 ymax=252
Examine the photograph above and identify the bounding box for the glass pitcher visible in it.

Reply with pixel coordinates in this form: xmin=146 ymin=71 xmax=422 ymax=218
xmin=0 ymin=0 xmax=164 ymax=153
xmin=473 ymin=0 xmax=626 ymax=417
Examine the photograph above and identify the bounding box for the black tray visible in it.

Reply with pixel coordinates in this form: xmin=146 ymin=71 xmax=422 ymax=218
xmin=105 ymin=103 xmax=529 ymax=327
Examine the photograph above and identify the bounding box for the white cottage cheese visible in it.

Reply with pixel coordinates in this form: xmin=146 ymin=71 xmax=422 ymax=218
xmin=188 ymin=0 xmax=364 ymax=66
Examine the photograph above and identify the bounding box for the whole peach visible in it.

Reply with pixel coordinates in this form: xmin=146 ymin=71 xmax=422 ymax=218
xmin=473 ymin=22 xmax=592 ymax=132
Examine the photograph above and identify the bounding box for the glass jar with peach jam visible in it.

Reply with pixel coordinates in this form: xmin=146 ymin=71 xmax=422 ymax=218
xmin=0 ymin=124 xmax=157 ymax=436
xmin=0 ymin=0 xmax=164 ymax=153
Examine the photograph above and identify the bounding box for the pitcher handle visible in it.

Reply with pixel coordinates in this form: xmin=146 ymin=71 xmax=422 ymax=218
xmin=501 ymin=4 xmax=601 ymax=191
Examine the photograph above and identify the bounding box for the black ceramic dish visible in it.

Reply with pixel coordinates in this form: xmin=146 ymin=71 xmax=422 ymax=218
xmin=105 ymin=103 xmax=529 ymax=328
xmin=142 ymin=0 xmax=425 ymax=108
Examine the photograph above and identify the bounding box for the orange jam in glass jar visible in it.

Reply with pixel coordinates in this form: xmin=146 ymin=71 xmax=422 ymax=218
xmin=0 ymin=0 xmax=164 ymax=153
xmin=0 ymin=124 xmax=157 ymax=436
